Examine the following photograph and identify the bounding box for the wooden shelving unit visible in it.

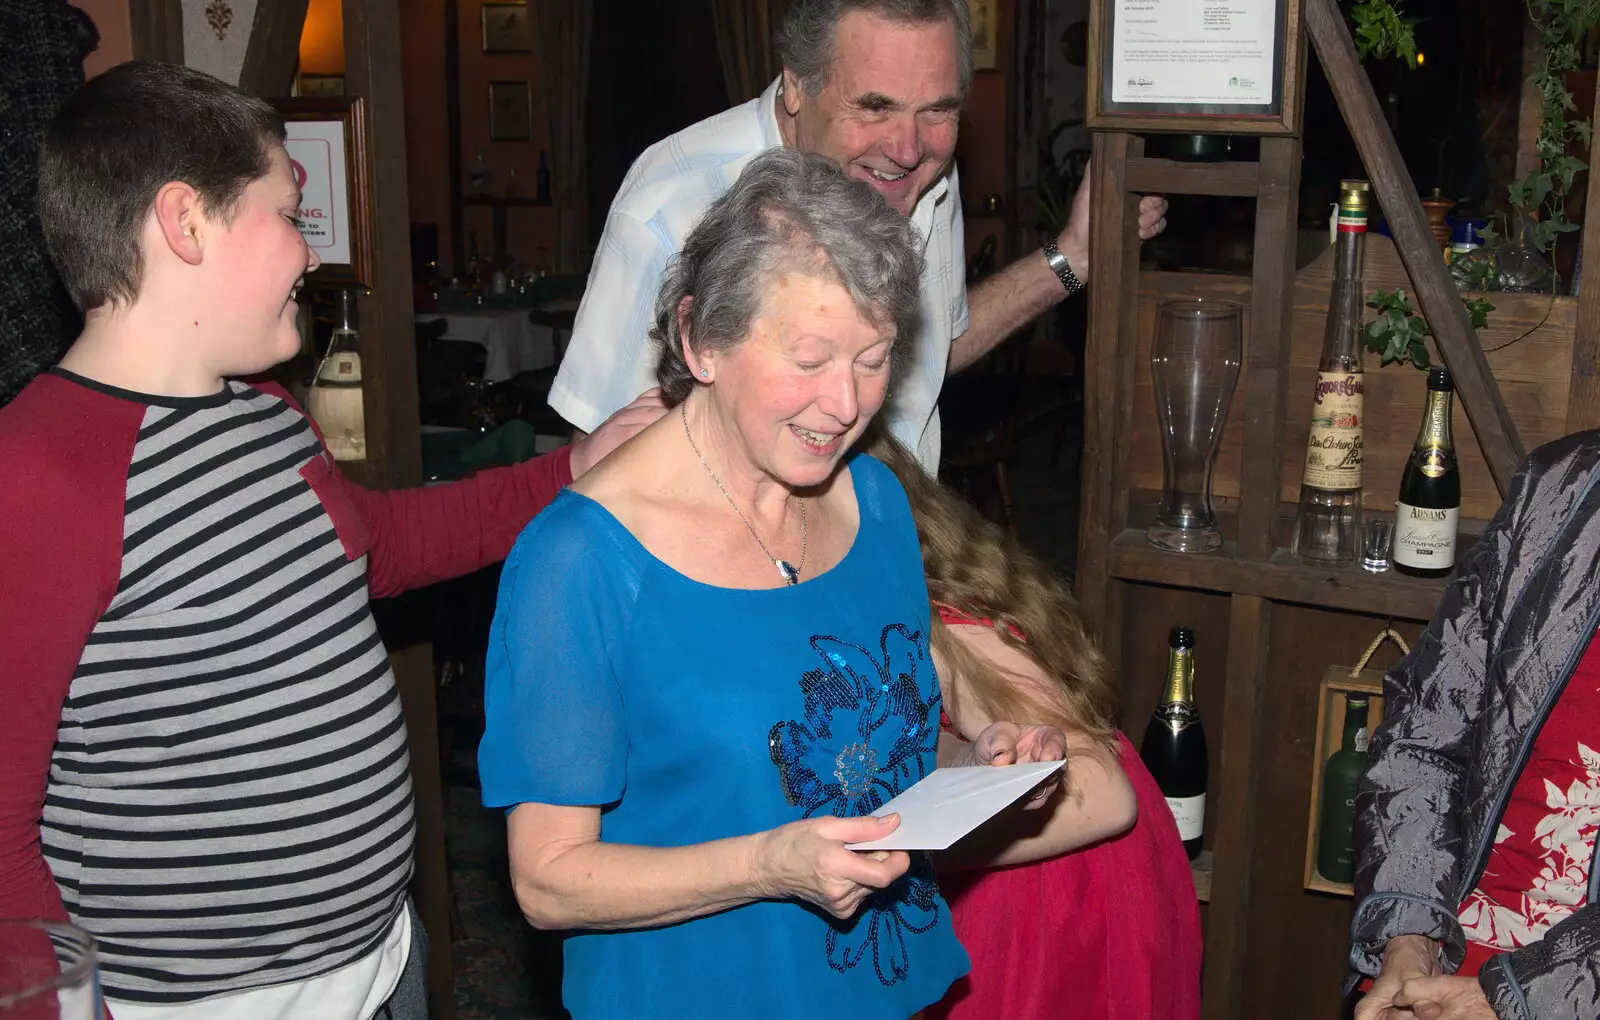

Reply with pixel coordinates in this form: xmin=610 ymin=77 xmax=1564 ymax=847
xmin=1107 ymin=529 xmax=1451 ymax=621
xmin=1078 ymin=1 xmax=1600 ymax=1017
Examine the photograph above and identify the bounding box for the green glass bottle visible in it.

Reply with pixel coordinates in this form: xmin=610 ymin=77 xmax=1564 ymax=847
xmin=1316 ymin=694 xmax=1371 ymax=883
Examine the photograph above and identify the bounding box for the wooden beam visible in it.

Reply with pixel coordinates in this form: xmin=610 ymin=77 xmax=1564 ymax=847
xmin=390 ymin=644 xmax=454 ymax=1020
xmin=343 ymin=0 xmax=424 ymax=490
xmin=1568 ymin=73 xmax=1600 ymax=431
xmin=1237 ymin=137 xmax=1302 ymax=559
xmin=1125 ymin=157 xmax=1260 ymax=198
xmin=1303 ymin=0 xmax=1525 ymax=495
xmin=1201 ymin=594 xmax=1273 ymax=1020
xmin=1076 ymin=131 xmax=1133 ymax=643
xmin=342 ymin=0 xmax=443 ymax=1013
xmin=240 ymin=0 xmax=312 ymax=97
xmin=1076 ymin=133 xmax=1145 ymax=657
xmin=127 ymin=0 xmax=183 ymax=63
xmin=445 ymin=0 xmax=465 ymax=276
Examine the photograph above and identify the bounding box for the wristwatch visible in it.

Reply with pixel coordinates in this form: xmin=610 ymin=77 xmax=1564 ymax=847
xmin=1042 ymin=239 xmax=1085 ymax=298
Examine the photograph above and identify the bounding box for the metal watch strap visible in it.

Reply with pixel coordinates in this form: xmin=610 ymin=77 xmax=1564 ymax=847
xmin=1042 ymin=239 xmax=1084 ymax=298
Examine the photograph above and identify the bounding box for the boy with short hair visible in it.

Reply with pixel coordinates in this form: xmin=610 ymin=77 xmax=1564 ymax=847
xmin=0 ymin=60 xmax=662 ymax=1018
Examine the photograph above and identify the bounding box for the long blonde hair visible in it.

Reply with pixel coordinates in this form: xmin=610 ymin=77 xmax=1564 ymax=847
xmin=865 ymin=432 xmax=1117 ymax=750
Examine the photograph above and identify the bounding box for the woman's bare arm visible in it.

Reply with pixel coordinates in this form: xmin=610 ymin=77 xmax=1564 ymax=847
xmin=933 ymin=623 xmax=1138 ymax=869
xmin=506 ymin=802 xmax=911 ymax=929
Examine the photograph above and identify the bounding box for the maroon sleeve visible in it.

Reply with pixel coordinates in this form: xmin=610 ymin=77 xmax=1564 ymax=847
xmin=257 ymin=383 xmax=575 ymax=597
xmin=344 ymin=445 xmax=575 ymax=597
xmin=0 ymin=376 xmax=133 ymax=925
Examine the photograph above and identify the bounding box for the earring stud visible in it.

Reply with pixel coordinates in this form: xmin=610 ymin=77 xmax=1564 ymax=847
xmin=700 ymin=369 xmax=709 ymax=378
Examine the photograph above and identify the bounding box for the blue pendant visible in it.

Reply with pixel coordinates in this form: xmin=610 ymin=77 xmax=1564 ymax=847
xmin=776 ymin=559 xmax=800 ymax=585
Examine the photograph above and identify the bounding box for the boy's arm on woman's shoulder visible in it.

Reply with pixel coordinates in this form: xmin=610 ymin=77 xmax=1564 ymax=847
xmin=342 ymin=446 xmax=576 ymax=597
xmin=258 ymin=382 xmax=577 ymax=597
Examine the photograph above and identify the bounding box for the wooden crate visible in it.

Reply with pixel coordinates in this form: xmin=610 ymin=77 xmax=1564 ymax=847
xmin=1301 ymin=668 xmax=1386 ymax=897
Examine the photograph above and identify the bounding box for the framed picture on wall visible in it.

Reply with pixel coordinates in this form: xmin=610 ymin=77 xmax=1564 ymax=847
xmin=272 ymin=97 xmax=375 ymax=289
xmin=482 ymin=1 xmax=533 ymax=53
xmin=296 ymin=74 xmax=344 ymax=98
xmin=489 ymin=80 xmax=533 ymax=141
xmin=1086 ymin=0 xmax=1302 ymax=135
xmin=970 ymin=0 xmax=997 ymax=70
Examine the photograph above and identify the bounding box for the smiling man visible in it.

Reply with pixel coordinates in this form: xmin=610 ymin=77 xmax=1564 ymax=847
xmin=550 ymin=0 xmax=1167 ymax=472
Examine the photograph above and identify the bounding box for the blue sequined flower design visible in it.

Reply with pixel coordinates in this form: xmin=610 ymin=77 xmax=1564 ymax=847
xmin=767 ymin=623 xmax=943 ymax=986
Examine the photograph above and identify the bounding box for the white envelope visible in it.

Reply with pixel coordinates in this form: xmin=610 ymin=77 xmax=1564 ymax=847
xmin=844 ymin=761 xmax=1064 ymax=851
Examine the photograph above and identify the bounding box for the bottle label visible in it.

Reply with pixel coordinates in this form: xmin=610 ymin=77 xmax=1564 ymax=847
xmin=1157 ymin=701 xmax=1201 ymax=734
xmin=1419 ymin=449 xmax=1450 ymax=478
xmin=1337 ymin=210 xmax=1367 ymax=233
xmin=317 ymin=351 xmax=362 ymax=384
xmin=1355 ymin=727 xmax=1370 ymax=753
xmin=1165 ymin=794 xmax=1205 ymax=841
xmin=1303 ymin=372 xmax=1364 ymax=490
xmin=1394 ymin=502 xmax=1459 ymax=569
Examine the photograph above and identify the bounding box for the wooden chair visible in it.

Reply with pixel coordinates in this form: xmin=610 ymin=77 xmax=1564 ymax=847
xmin=414 ymin=318 xmax=489 ymax=428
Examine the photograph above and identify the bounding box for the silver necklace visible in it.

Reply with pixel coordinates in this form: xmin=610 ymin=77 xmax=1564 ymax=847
xmin=681 ymin=403 xmax=807 ymax=585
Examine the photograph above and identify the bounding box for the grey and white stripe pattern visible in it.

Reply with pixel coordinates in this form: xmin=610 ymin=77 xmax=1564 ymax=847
xmin=41 ymin=383 xmax=414 ymax=1004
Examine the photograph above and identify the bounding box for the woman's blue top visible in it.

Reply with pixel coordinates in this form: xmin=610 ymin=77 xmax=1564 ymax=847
xmin=478 ymin=452 xmax=969 ymax=1019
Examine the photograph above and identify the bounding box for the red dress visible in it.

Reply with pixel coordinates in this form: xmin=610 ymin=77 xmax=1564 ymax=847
xmin=927 ymin=610 xmax=1203 ymax=1020
xmin=1454 ymin=630 xmax=1600 ymax=976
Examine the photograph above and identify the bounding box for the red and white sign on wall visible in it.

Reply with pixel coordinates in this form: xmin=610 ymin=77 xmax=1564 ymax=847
xmin=284 ymin=120 xmax=351 ymax=267
xmin=272 ymin=96 xmax=372 ymax=288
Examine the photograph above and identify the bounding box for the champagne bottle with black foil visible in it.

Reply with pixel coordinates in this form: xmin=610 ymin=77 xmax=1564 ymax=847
xmin=1141 ymin=627 xmax=1207 ymax=860
xmin=1315 ymin=694 xmax=1371 ymax=884
xmin=1294 ymin=179 xmax=1370 ymax=564
xmin=1393 ymin=367 xmax=1460 ymax=577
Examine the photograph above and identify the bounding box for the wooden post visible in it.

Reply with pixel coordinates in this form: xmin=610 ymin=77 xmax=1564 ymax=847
xmin=1076 ymin=131 xmax=1142 ymax=671
xmin=1303 ymin=0 xmax=1525 ymax=494
xmin=1203 ymin=594 xmax=1274 ymax=1020
xmin=342 ymin=1 xmax=452 ymax=1017
xmin=1237 ymin=137 xmax=1303 ymax=558
xmin=343 ymin=0 xmax=424 ymax=491
xmin=127 ymin=0 xmax=184 ymax=63
xmin=1568 ymin=74 xmax=1600 ymax=432
xmin=239 ymin=0 xmax=312 ymax=97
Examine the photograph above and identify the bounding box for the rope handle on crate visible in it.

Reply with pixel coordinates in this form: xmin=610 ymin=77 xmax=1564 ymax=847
xmin=1350 ymin=627 xmax=1411 ymax=679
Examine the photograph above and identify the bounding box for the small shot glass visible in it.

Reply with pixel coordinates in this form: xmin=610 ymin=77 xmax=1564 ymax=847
xmin=1362 ymin=516 xmax=1394 ymax=573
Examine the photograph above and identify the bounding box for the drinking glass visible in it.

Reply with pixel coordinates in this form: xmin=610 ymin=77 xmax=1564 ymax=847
xmin=1147 ymin=299 xmax=1243 ymax=553
xmin=1362 ymin=516 xmax=1394 ymax=573
xmin=0 ymin=921 xmax=100 ymax=1018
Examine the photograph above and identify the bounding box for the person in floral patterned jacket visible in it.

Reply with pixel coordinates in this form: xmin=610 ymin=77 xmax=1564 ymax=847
xmin=1350 ymin=431 xmax=1600 ymax=1020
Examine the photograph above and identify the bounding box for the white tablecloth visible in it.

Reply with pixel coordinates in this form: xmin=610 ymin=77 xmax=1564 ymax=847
xmin=417 ymin=308 xmax=556 ymax=383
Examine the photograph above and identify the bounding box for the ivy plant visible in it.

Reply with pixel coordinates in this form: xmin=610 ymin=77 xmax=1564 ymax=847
xmin=1348 ymin=0 xmax=1598 ymax=367
xmin=1362 ymin=290 xmax=1494 ymax=368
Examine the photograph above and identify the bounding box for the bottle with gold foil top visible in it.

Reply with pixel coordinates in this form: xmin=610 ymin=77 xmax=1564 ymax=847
xmin=306 ymin=288 xmax=367 ymax=462
xmin=1393 ymin=368 xmax=1459 ymax=577
xmin=1293 ymin=179 xmax=1370 ymax=564
xmin=1139 ymin=627 xmax=1207 ymax=860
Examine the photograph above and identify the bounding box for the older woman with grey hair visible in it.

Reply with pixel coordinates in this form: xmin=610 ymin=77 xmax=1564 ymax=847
xmin=475 ymin=147 xmax=1059 ymax=1018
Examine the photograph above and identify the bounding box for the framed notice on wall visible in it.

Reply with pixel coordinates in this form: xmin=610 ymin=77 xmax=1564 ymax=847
xmin=272 ymin=97 xmax=375 ymax=289
xmin=1087 ymin=0 xmax=1303 ymax=135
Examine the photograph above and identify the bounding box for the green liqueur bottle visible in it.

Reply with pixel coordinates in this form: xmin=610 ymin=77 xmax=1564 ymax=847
xmin=1316 ymin=694 xmax=1371 ymax=883
xmin=1393 ymin=367 xmax=1460 ymax=578
xmin=1140 ymin=627 xmax=1207 ymax=860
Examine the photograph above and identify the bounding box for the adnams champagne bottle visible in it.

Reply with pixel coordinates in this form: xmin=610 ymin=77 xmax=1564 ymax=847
xmin=1393 ymin=367 xmax=1460 ymax=578
xmin=1140 ymin=627 xmax=1207 ymax=860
